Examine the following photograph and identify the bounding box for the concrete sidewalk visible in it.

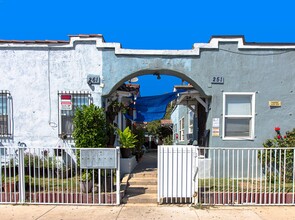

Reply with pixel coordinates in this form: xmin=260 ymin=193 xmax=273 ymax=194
xmin=1 ymin=204 xmax=295 ymax=220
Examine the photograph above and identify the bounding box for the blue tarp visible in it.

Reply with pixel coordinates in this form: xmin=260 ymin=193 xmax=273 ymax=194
xmin=125 ymin=91 xmax=180 ymax=122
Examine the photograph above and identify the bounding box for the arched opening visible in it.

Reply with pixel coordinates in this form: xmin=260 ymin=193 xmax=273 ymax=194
xmin=105 ymin=69 xmax=208 ymax=97
xmin=103 ymin=69 xmax=211 ymax=152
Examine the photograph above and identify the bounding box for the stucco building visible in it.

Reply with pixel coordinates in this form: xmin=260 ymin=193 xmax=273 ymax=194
xmin=1 ymin=34 xmax=295 ymax=151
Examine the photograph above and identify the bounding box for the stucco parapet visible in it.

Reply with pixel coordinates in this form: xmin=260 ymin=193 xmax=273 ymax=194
xmin=0 ymin=35 xmax=104 ymax=49
xmin=1 ymin=34 xmax=295 ymax=52
xmin=97 ymin=36 xmax=295 ymax=56
xmin=194 ymin=36 xmax=295 ymax=50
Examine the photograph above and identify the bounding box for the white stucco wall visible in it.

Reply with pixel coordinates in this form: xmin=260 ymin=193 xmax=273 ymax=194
xmin=0 ymin=38 xmax=103 ymax=149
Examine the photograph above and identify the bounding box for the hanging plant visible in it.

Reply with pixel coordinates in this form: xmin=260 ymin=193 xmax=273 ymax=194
xmin=106 ymin=100 xmax=128 ymax=123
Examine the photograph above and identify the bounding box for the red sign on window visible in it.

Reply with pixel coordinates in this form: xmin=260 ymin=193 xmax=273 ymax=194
xmin=61 ymin=94 xmax=72 ymax=110
xmin=61 ymin=94 xmax=71 ymax=100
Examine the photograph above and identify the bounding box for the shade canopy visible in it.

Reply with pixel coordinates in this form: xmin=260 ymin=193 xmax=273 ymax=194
xmin=125 ymin=91 xmax=181 ymax=122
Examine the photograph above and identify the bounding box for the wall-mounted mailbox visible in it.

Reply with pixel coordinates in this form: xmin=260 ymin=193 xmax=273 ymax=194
xmin=80 ymin=148 xmax=118 ymax=169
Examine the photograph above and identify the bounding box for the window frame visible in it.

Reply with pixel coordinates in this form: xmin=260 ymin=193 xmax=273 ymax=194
xmin=222 ymin=92 xmax=255 ymax=140
xmin=0 ymin=91 xmax=12 ymax=138
xmin=58 ymin=91 xmax=92 ymax=138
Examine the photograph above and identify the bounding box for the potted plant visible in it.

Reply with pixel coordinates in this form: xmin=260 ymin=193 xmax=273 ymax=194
xmin=117 ymin=127 xmax=137 ymax=158
xmin=80 ymin=170 xmax=93 ymax=193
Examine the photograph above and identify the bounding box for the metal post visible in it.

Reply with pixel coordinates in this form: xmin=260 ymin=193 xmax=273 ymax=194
xmin=192 ymin=146 xmax=198 ymax=205
xmin=118 ymin=96 xmax=122 ymax=131
xmin=18 ymin=142 xmax=26 ymax=203
xmin=116 ymin=147 xmax=120 ymax=205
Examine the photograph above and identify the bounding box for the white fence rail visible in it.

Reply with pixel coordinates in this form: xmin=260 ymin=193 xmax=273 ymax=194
xmin=157 ymin=146 xmax=295 ymax=206
xmin=158 ymin=145 xmax=198 ymax=204
xmin=0 ymin=146 xmax=121 ymax=205
xmin=197 ymin=147 xmax=295 ymax=205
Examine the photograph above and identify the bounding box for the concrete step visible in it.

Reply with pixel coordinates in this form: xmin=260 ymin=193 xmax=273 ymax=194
xmin=124 ymin=193 xmax=157 ymax=204
xmin=125 ymin=185 xmax=157 ymax=194
xmin=132 ymin=168 xmax=157 ymax=173
xmin=130 ymin=172 xmax=157 ymax=178
xmin=128 ymin=178 xmax=157 ymax=185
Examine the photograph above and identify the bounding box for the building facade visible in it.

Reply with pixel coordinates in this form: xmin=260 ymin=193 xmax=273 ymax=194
xmin=1 ymin=34 xmax=295 ymax=151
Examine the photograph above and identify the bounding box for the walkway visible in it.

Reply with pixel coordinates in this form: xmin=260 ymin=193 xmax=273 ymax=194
xmin=123 ymin=149 xmax=158 ymax=204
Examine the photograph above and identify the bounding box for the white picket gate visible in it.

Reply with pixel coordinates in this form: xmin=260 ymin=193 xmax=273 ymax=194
xmin=157 ymin=145 xmax=198 ymax=204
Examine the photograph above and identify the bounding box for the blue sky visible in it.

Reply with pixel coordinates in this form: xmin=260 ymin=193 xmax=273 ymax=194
xmin=1 ymin=0 xmax=295 ymax=95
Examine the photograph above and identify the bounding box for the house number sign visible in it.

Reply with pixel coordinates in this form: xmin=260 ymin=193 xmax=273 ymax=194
xmin=87 ymin=74 xmax=100 ymax=85
xmin=211 ymin=76 xmax=224 ymax=84
xmin=80 ymin=148 xmax=118 ymax=169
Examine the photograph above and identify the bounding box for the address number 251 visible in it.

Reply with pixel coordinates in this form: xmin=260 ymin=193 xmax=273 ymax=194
xmin=211 ymin=76 xmax=224 ymax=84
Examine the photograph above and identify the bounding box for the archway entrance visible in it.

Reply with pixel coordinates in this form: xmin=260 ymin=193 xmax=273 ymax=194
xmin=104 ymin=70 xmax=210 ymax=149
xmin=104 ymin=70 xmax=210 ymax=204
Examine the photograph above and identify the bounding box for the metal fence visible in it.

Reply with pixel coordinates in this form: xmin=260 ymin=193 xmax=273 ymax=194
xmin=197 ymin=147 xmax=295 ymax=206
xmin=0 ymin=145 xmax=121 ymax=205
xmin=157 ymin=145 xmax=295 ymax=206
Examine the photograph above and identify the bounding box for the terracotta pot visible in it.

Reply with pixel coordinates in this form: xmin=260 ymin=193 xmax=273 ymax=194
xmin=3 ymin=182 xmax=15 ymax=192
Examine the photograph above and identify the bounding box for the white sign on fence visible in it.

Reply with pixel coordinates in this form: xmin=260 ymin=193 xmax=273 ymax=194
xmin=80 ymin=148 xmax=118 ymax=169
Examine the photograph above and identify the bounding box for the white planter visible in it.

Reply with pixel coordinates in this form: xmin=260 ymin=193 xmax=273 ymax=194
xmin=120 ymin=156 xmax=137 ymax=178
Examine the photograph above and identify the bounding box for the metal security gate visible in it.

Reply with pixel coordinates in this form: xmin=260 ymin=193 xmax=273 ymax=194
xmin=0 ymin=145 xmax=121 ymax=205
xmin=158 ymin=145 xmax=198 ymax=204
xmin=158 ymin=146 xmax=295 ymax=206
xmin=198 ymin=147 xmax=295 ymax=206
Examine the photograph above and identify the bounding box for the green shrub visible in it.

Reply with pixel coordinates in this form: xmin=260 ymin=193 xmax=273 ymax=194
xmin=73 ymin=104 xmax=107 ymax=149
xmin=73 ymin=104 xmax=108 ymax=180
xmin=258 ymin=127 xmax=295 ymax=183
xmin=163 ymin=135 xmax=173 ymax=145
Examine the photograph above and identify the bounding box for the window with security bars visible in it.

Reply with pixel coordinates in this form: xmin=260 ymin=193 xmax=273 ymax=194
xmin=223 ymin=92 xmax=255 ymax=140
xmin=58 ymin=92 xmax=92 ymax=138
xmin=0 ymin=91 xmax=12 ymax=137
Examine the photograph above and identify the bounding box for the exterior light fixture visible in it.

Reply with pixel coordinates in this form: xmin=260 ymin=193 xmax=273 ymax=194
xmin=153 ymin=72 xmax=161 ymax=80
